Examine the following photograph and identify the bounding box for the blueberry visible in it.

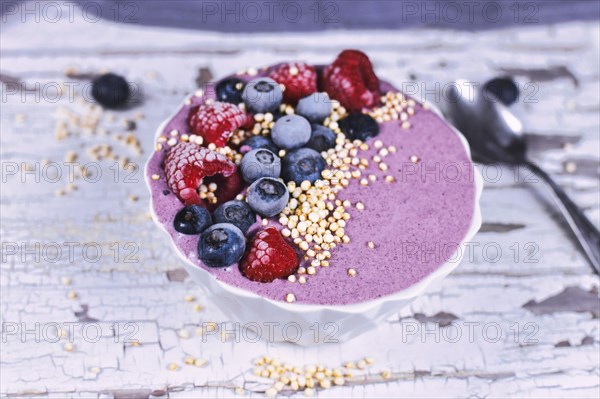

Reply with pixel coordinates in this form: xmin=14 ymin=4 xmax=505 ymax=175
xmin=247 ymin=177 xmax=290 ymax=217
xmin=281 ymin=148 xmax=327 ymax=185
xmin=240 ymin=135 xmax=279 ymax=154
xmin=306 ymin=124 xmax=336 ymax=153
xmin=173 ymin=205 xmax=212 ymax=235
xmin=241 ymin=148 xmax=281 ymax=183
xmin=270 ymin=108 xmax=287 ymax=121
xmin=296 ymin=92 xmax=332 ymax=123
xmin=216 ymin=77 xmax=245 ymax=105
xmin=270 ymin=114 xmax=311 ymax=150
xmin=242 ymin=77 xmax=283 ymax=113
xmin=198 ymin=223 xmax=246 ymax=267
xmin=339 ymin=113 xmax=379 ymax=142
xmin=212 ymin=200 xmax=256 ymax=234
xmin=91 ymin=73 xmax=130 ymax=109
xmin=483 ymin=76 xmax=519 ymax=106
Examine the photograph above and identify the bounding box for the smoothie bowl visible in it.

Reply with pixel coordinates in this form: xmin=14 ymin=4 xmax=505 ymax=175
xmin=145 ymin=50 xmax=482 ymax=344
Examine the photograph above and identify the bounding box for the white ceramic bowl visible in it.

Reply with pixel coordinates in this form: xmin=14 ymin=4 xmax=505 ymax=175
xmin=146 ymin=98 xmax=483 ymax=346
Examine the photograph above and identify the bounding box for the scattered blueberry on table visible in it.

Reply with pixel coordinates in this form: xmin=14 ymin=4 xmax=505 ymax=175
xmin=91 ymin=73 xmax=130 ymax=109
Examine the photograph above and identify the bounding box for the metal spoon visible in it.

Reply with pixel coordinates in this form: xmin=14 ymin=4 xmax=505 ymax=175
xmin=440 ymin=79 xmax=599 ymax=273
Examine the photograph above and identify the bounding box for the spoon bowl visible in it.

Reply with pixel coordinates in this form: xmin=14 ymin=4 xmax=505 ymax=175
xmin=442 ymin=80 xmax=526 ymax=164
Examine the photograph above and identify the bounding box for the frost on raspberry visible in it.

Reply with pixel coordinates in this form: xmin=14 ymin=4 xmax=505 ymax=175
xmin=269 ymin=62 xmax=317 ymax=104
xmin=165 ymin=142 xmax=242 ymax=208
xmin=188 ymin=102 xmax=250 ymax=147
xmin=323 ymin=49 xmax=380 ymax=112
xmin=240 ymin=227 xmax=299 ymax=283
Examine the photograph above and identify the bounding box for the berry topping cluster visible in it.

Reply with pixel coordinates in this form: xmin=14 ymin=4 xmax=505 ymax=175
xmin=153 ymin=49 xmax=420 ymax=302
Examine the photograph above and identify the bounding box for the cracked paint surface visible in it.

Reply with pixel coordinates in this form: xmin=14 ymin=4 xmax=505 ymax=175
xmin=1 ymin=7 xmax=599 ymax=399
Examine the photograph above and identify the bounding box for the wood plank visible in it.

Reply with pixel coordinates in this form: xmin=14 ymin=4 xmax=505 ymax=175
xmin=1 ymin=7 xmax=598 ymax=398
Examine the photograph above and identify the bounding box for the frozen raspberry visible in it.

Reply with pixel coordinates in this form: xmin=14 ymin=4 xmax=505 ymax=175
xmin=165 ymin=142 xmax=242 ymax=208
xmin=323 ymin=50 xmax=380 ymax=112
xmin=240 ymin=227 xmax=299 ymax=283
xmin=269 ymin=62 xmax=317 ymax=104
xmin=336 ymin=49 xmax=377 ymax=71
xmin=188 ymin=102 xmax=250 ymax=147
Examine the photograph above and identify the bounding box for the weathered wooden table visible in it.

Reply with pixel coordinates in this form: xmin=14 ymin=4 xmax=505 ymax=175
xmin=1 ymin=6 xmax=599 ymax=398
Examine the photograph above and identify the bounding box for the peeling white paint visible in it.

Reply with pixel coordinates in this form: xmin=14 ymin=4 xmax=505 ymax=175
xmin=1 ymin=6 xmax=599 ymax=398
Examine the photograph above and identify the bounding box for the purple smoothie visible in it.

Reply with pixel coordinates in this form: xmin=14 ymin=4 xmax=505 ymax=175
xmin=146 ymin=70 xmax=476 ymax=305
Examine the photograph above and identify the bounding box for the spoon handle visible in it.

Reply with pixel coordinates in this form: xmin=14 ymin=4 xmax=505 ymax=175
xmin=527 ymin=162 xmax=600 ymax=274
